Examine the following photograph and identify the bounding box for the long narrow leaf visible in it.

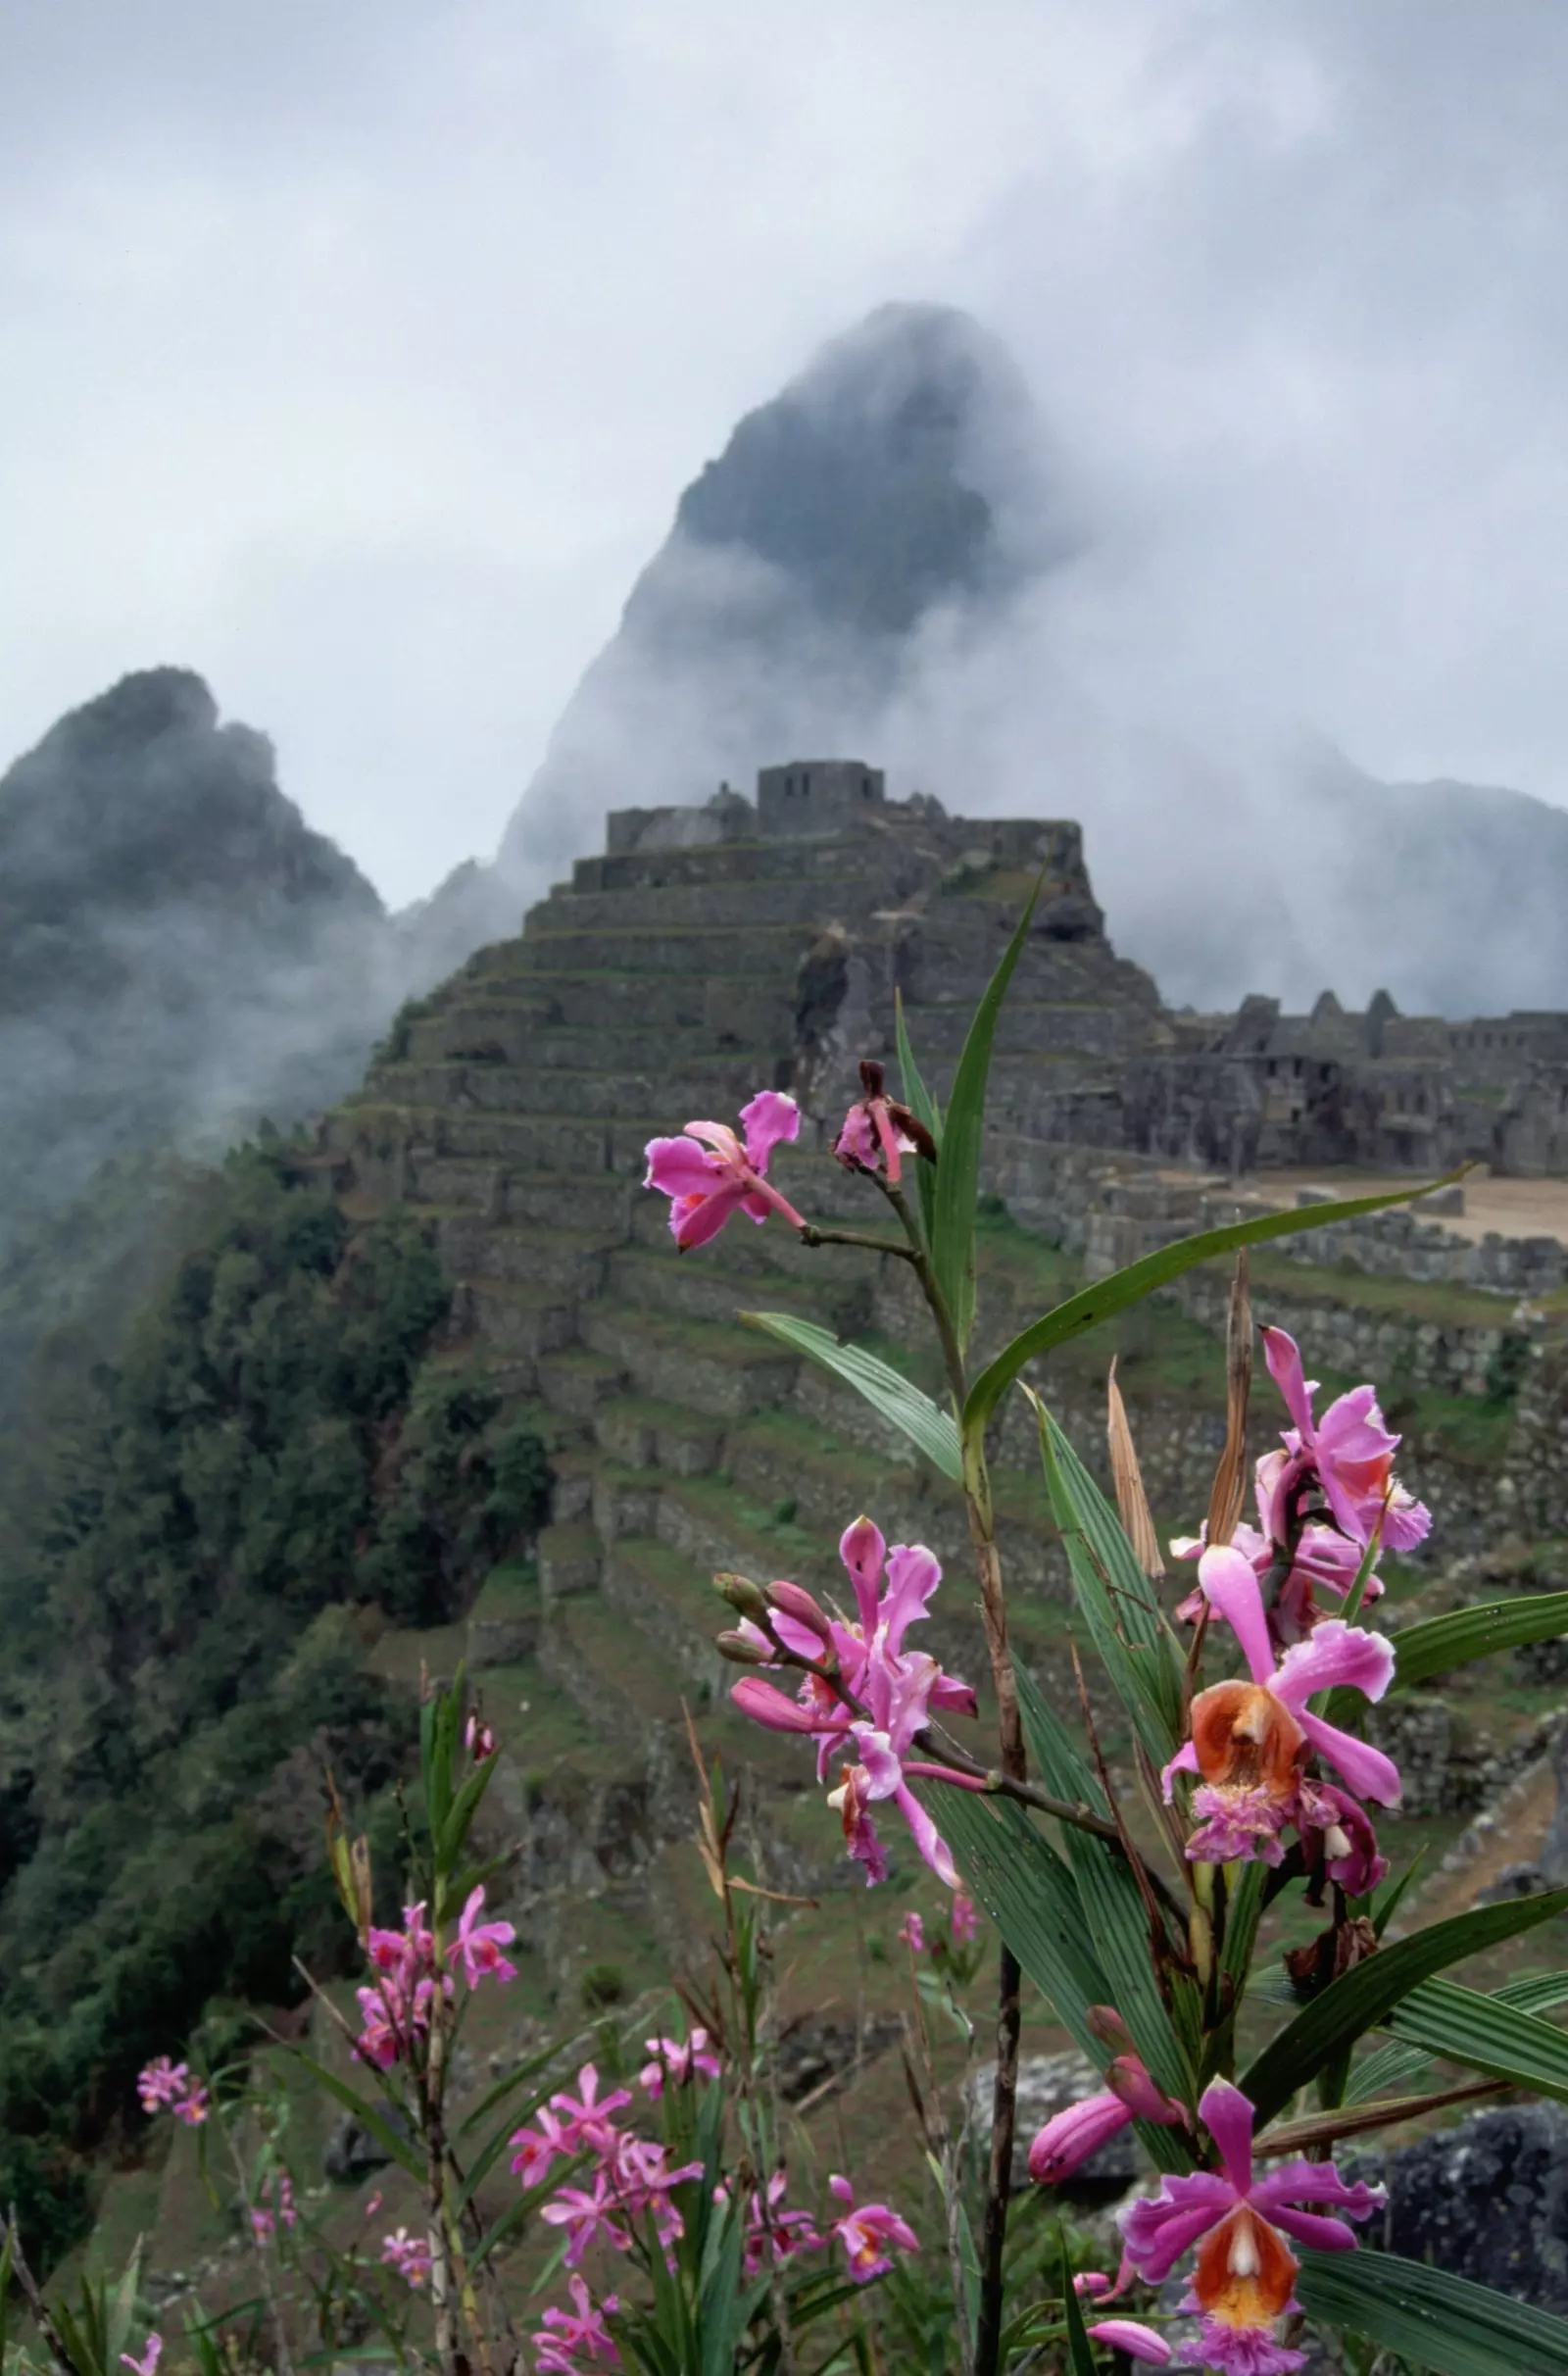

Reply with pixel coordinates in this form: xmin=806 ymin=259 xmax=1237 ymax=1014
xmin=1348 ymin=1969 xmax=1568 ymax=2104
xmin=1034 ymin=1399 xmax=1185 ymax=1768
xmin=894 ymin=988 xmax=941 ymax=1250
xmin=962 ymin=1171 xmax=1462 ymax=1440
xmin=1296 ymin=2244 xmax=1568 ymax=2376
xmin=1013 ymin=1669 xmax=1190 ymax=2105
xmin=1385 ymin=1591 xmax=1568 ymax=1689
xmin=1380 ymin=1972 xmax=1568 ymax=2104
xmin=928 ymin=1784 xmax=1114 ymax=2066
xmin=288 ymin=2051 xmax=423 ymax=2181
xmin=1241 ymin=1886 xmax=1568 ymax=2125
xmin=931 ymin=875 xmax=1041 ymax=1351
xmin=1059 ymin=2244 xmax=1098 ymax=2376
xmin=739 ymin=1310 xmax=961 ymax=1479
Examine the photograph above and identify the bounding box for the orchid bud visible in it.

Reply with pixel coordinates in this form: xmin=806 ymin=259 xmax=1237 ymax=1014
xmin=713 ymin=1571 xmax=769 ymax=1620
xmin=715 ymin=1629 xmax=771 ymax=1665
xmin=765 ymin=1579 xmax=835 ymax=1647
xmin=1086 ymin=2005 xmax=1135 ymax=2054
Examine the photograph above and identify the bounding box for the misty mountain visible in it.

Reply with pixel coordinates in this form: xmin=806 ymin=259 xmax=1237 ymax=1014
xmin=405 ymin=302 xmax=1059 ymax=968
xmin=0 ymin=668 xmax=396 ymax=1246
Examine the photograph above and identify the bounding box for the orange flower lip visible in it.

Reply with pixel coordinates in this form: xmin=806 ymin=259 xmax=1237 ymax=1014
xmin=1189 ymin=1679 xmax=1305 ymax=1797
xmin=1192 ymin=2204 xmax=1299 ymax=2330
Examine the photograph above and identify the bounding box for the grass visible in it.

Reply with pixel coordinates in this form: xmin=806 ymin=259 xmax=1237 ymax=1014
xmin=1247 ymin=1245 xmax=1522 ymax=1332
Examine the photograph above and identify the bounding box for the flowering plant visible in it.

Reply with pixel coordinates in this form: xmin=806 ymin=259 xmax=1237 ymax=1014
xmin=651 ymin=882 xmax=1568 ymax=2376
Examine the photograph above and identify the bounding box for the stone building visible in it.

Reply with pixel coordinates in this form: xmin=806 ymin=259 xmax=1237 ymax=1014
xmin=756 ymin=759 xmax=886 ymax=838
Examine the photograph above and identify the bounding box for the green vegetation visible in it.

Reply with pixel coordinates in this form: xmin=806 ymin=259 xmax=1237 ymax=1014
xmin=0 ymin=1144 xmax=549 ymax=2263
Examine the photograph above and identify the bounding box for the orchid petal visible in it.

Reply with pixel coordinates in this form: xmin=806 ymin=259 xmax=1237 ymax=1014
xmin=1198 ymin=1545 xmax=1277 ymax=1685
xmin=674 ymin=1182 xmax=750 ymax=1248
xmin=1298 ymin=1711 xmax=1403 ymax=1807
xmin=739 ymin=1089 xmax=800 ymax=1171
xmin=731 ymin=1678 xmax=840 ymax=1733
xmin=1199 ymin=2079 xmax=1255 ymax=2197
xmin=894 ymin=1782 xmax=958 ymax=1888
xmin=1119 ymin=2186 xmax=1233 ymax=2283
xmin=879 ymin=1542 xmax=942 ymax=1658
xmin=1270 ymin=1620 xmax=1396 ymax=1714
xmin=643 ymin=1136 xmax=719 ymax=1196
xmin=1250 ymin=2159 xmax=1387 ymax=2220
xmin=1160 ymin=1738 xmax=1200 ymax=1802
xmin=1264 ymin=2205 xmax=1365 ymax=2254
xmin=1262 ymin=1326 xmax=1317 ymax=1443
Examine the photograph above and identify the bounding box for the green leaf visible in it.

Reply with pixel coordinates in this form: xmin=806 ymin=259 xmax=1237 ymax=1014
xmin=1015 ymin=1671 xmax=1191 ymax=2107
xmin=1387 ymin=1591 xmax=1568 ymax=1689
xmin=1348 ymin=1969 xmax=1568 ymax=2104
xmin=930 ymin=874 xmax=1041 ymax=1351
xmin=962 ymin=1171 xmax=1463 ymax=1442
xmin=436 ymin=1750 xmax=499 ymax=1874
xmin=1296 ymin=2244 xmax=1568 ymax=2375
xmin=738 ymin=1310 xmax=961 ymax=1479
xmin=1059 ymin=2242 xmax=1098 ymax=2376
xmin=927 ymin=1785 xmax=1114 ymax=2067
xmin=1241 ymin=1886 xmax=1568 ymax=2125
xmin=1379 ymin=1972 xmax=1568 ymax=2103
xmin=1034 ymin=1400 xmax=1185 ymax=1769
xmin=894 ymin=988 xmax=941 ymax=1249
xmin=287 ymin=2051 xmax=423 ymax=2181
xmin=1015 ymin=1662 xmax=1106 ymax=1819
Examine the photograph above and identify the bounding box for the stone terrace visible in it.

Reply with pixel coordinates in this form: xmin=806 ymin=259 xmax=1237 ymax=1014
xmin=313 ymin=810 xmax=1187 ymax=1914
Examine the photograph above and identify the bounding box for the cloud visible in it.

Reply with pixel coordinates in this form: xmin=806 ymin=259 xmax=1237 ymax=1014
xmin=4 ymin=0 xmax=1568 ymax=963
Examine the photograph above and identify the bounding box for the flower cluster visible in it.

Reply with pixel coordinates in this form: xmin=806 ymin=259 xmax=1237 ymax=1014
xmin=1173 ymin=1328 xmax=1429 ymax=1648
xmin=250 ymin=2167 xmax=297 ymax=2243
xmin=1161 ymin=1331 xmax=1418 ymax=1890
xmin=135 ymin=2056 xmax=209 ymax=2126
xmin=522 ymin=2053 xmax=917 ymax=2364
xmin=727 ymin=1516 xmax=979 ymax=1888
xmin=515 ymin=2060 xmax=702 ymax=2267
xmin=354 ymin=1887 xmax=514 ymax=2068
xmin=643 ymin=1091 xmax=806 ymax=1251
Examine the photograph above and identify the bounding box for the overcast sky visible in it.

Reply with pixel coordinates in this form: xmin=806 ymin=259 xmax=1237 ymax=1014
xmin=4 ymin=1 xmax=1568 ymax=908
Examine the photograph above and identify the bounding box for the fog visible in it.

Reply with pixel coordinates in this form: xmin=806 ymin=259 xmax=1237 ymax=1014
xmin=6 ymin=2 xmax=1568 ymax=1009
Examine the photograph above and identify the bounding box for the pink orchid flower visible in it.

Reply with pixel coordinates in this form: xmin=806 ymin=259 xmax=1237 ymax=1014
xmin=540 ymin=2173 xmax=633 ymax=2267
xmin=1261 ymin=1327 xmax=1430 ymax=1554
xmin=735 ymin=2171 xmax=821 ymax=2276
xmin=465 ymin=1711 xmax=497 ymax=1761
xmin=637 ymin=2026 xmax=721 ymax=2098
xmin=950 ymin=1891 xmax=980 ymax=1946
xmin=1162 ymin=1543 xmax=1399 ymax=1867
xmin=1120 ymin=2079 xmax=1384 ymax=2375
xmin=643 ymin=1090 xmax=806 ymax=1250
xmin=532 ymin=2276 xmax=621 ymax=2373
xmin=121 ymin=2338 xmax=162 ymax=2376
xmin=1086 ymin=2320 xmax=1171 ymax=2365
xmin=510 ymin=2104 xmax=572 ymax=2190
xmin=379 ymin=2228 xmax=433 ymax=2288
xmin=136 ymin=2057 xmax=187 ymax=2114
xmin=897 ymin=1911 xmax=926 ymax=1953
xmin=1027 ymin=2052 xmax=1186 ymax=2185
xmin=832 ymin=1060 xmax=933 ymax=1185
xmin=731 ymin=1519 xmax=979 ymax=1888
xmin=550 ymin=2062 xmax=634 ymax=2154
xmin=828 ymin=2175 xmax=919 ymax=2282
xmin=448 ymin=1885 xmax=516 ymax=1989
xmin=1170 ymin=1504 xmax=1382 ymax=1648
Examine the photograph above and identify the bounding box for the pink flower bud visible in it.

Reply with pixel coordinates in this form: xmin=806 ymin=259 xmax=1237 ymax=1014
xmin=765 ymin=1580 xmax=835 ymax=1646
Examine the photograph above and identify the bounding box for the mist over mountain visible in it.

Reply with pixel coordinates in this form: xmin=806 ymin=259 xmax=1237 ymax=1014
xmin=398 ymin=304 xmax=1059 ymax=971
xmin=0 ymin=668 xmax=396 ymax=1246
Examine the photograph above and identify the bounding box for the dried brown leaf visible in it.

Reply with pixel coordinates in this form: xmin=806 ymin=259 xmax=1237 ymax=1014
xmin=1106 ymin=1358 xmax=1164 ymax=1579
